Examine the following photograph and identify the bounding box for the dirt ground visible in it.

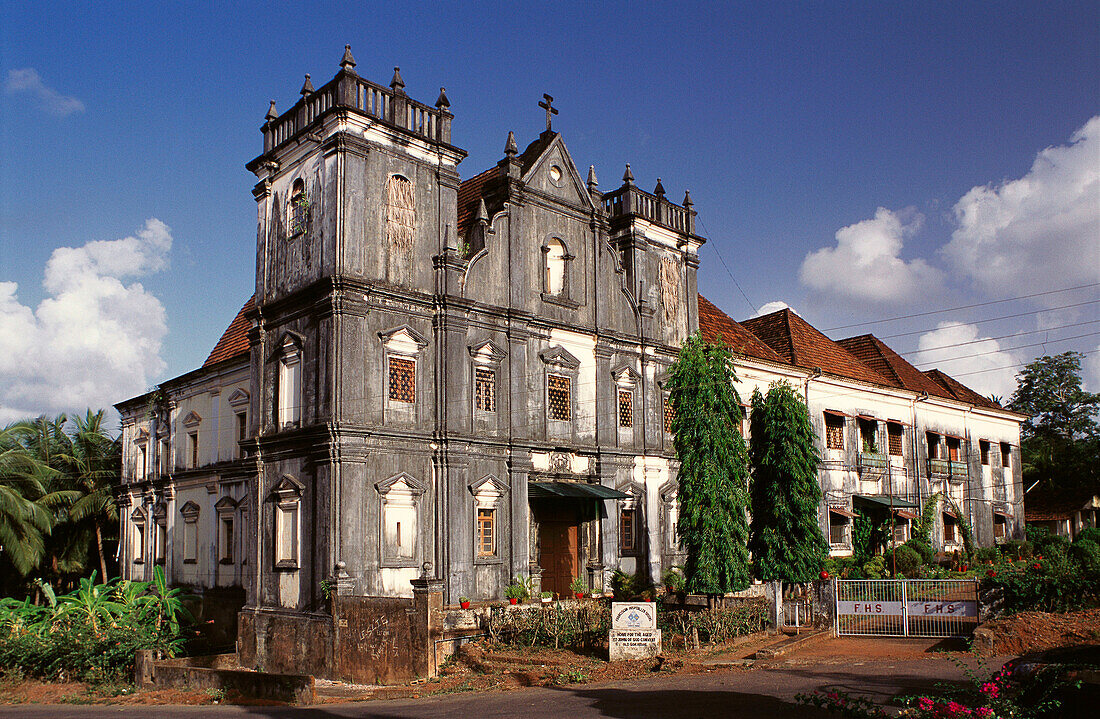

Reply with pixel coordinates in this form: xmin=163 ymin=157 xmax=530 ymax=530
xmin=979 ymin=608 xmax=1100 ymax=655
xmin=3 ymin=611 xmax=1098 ymax=706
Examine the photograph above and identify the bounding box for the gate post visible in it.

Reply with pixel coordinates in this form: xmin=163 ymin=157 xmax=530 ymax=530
xmin=410 ymin=570 xmax=445 ymax=680
xmin=767 ymin=580 xmax=782 ymax=634
xmin=902 ymin=580 xmax=909 ymax=637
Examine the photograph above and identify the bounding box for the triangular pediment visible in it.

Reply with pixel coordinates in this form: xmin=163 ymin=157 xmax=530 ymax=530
xmin=658 ymin=479 xmax=679 ymax=502
xmin=179 ymin=501 xmax=201 ymax=519
xmin=378 ymin=325 xmax=429 ymax=352
xmin=468 ymin=339 xmax=506 ymax=363
xmin=468 ymin=474 xmax=509 ymax=497
xmin=271 ymin=474 xmax=304 ymax=500
xmin=612 ymin=364 xmax=640 ymax=385
xmin=521 ymin=134 xmax=595 ymax=211
xmin=182 ymin=411 xmax=202 ymax=428
xmin=134 ymin=428 xmax=150 ymax=442
xmin=375 ymin=472 xmax=426 ymax=495
xmin=227 ymin=388 xmax=250 ymax=407
xmin=214 ymin=495 xmax=239 ymax=512
xmin=539 ymin=345 xmax=581 ymax=370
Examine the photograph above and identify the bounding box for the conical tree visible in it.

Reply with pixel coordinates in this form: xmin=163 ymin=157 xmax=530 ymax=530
xmin=747 ymin=382 xmax=829 ymax=582
xmin=667 ymin=333 xmax=752 ymax=595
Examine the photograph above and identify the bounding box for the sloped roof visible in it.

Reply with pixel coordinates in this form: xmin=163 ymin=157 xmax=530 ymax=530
xmin=456 ymin=165 xmax=499 ymax=238
xmin=837 ymin=334 xmax=945 ymax=396
xmin=740 ymin=309 xmax=890 ymax=385
xmin=697 ymin=295 xmax=784 ymax=362
xmin=922 ymin=369 xmax=1002 ymax=409
xmin=1025 ymin=487 xmax=1100 ymax=522
xmin=203 ymin=296 xmax=254 ymax=367
xmin=517 ymin=131 xmax=558 ymax=173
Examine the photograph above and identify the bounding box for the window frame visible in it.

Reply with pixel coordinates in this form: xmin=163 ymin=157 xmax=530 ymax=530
xmin=470 ymin=475 xmax=507 ymax=565
xmin=620 ymin=508 xmax=636 ymax=553
xmin=288 ymin=178 xmax=308 ymax=237
xmin=376 ymin=473 xmax=425 ymax=568
xmin=387 ymin=355 xmax=416 ymax=404
xmin=824 ymin=412 xmax=845 ymax=451
xmin=271 ymin=476 xmax=303 ymax=571
xmin=180 ymin=501 xmax=200 ymax=564
xmin=547 ymin=374 xmax=572 ymax=422
xmin=474 ymin=366 xmax=496 ymax=413
xmin=477 ymin=508 xmax=495 ymax=557
xmin=887 ymin=422 xmax=904 ymax=457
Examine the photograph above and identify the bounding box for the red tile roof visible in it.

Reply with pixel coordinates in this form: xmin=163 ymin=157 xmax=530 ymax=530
xmin=837 ymin=334 xmax=946 ymax=396
xmin=697 ymin=295 xmax=784 ymax=362
xmin=1025 ymin=487 xmax=1100 ymax=522
xmin=740 ymin=309 xmax=890 ymax=385
xmin=922 ymin=369 xmax=1002 ymax=409
xmin=456 ymin=166 xmax=499 ymax=238
xmin=203 ymin=296 xmax=254 ymax=367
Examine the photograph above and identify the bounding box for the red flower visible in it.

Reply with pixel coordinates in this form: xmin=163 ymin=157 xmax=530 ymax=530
xmin=819 ymin=570 xmax=830 ymax=580
xmin=986 ymin=569 xmax=996 ymax=578
xmin=1032 ymin=563 xmax=1042 ymax=570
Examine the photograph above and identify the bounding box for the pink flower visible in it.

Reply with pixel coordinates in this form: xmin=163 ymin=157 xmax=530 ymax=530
xmin=976 ymin=709 xmax=994 ymax=718
xmin=918 ymin=697 xmax=934 ymax=710
xmin=979 ymin=682 xmax=999 ymax=698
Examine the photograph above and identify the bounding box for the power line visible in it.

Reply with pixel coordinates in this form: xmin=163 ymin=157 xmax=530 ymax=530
xmin=697 ymin=217 xmax=758 ymax=315
xmin=877 ymin=299 xmax=1100 ymax=340
xmin=823 ymin=282 xmax=1100 ymax=332
xmin=912 ymin=330 xmax=1100 ymax=367
xmin=899 ymin=319 xmax=1100 ymax=356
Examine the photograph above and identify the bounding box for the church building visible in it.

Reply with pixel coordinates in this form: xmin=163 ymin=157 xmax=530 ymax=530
xmin=116 ymin=47 xmax=1023 ymax=674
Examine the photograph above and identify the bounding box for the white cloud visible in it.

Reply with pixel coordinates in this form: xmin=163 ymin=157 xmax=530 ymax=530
xmin=913 ymin=321 xmax=1020 ymax=399
xmin=799 ymin=207 xmax=943 ymax=302
xmin=944 ymin=116 xmax=1100 ymax=294
xmin=753 ymin=300 xmax=794 ymax=318
xmin=0 ymin=220 xmax=171 ymax=423
xmin=4 ymin=68 xmax=85 ymax=117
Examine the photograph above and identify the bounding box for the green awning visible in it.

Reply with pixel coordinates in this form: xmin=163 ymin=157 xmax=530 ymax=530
xmin=854 ymin=494 xmax=919 ymax=509
xmin=528 ymin=481 xmax=630 ymax=500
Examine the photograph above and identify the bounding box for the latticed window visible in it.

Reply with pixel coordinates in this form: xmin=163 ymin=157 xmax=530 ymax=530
xmin=663 ymin=395 xmax=674 ymax=434
xmin=887 ymin=423 xmax=904 ymax=456
xmin=384 ymin=175 xmax=416 ymax=251
xmin=547 ymin=375 xmax=571 ymax=421
xmin=475 ymin=367 xmax=495 ymax=412
xmin=289 ymin=179 xmax=307 ymax=236
xmin=388 ymin=357 xmax=415 ymax=403
xmin=477 ymin=508 xmax=495 ymax=556
xmin=618 ymin=390 xmax=633 ymax=428
xmin=825 ymin=413 xmax=844 ymax=450
xmin=620 ymin=509 xmax=636 ymax=552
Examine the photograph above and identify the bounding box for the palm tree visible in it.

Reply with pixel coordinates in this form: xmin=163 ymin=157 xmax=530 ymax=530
xmin=0 ymin=425 xmax=56 ymax=576
xmin=64 ymin=410 xmax=121 ymax=580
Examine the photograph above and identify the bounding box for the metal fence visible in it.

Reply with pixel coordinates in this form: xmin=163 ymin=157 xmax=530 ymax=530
xmin=834 ymin=579 xmax=979 ymax=637
xmin=782 ymin=596 xmax=814 ymax=629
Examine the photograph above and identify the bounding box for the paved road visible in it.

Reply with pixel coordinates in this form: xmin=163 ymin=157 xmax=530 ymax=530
xmin=0 ymin=648 xmax=976 ymax=719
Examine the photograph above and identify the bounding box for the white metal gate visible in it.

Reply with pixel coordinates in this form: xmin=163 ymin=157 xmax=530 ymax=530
xmin=834 ymin=579 xmax=979 ymax=637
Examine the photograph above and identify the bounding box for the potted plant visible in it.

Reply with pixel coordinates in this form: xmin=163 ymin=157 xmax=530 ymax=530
xmin=505 ymin=581 xmax=526 ymax=605
xmin=662 ymin=566 xmax=685 ymax=596
xmin=459 ymin=596 xmax=470 ymax=609
xmin=540 ymin=591 xmax=552 ymax=604
xmin=569 ymin=576 xmax=588 ymax=600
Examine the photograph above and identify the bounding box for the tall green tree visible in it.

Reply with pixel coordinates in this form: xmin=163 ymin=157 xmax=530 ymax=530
xmin=747 ymin=382 xmax=829 ymax=583
xmin=0 ymin=425 xmax=56 ymax=576
xmin=1008 ymin=352 xmax=1100 ymax=491
xmin=668 ymin=333 xmax=752 ymax=595
xmin=62 ymin=410 xmax=121 ymax=581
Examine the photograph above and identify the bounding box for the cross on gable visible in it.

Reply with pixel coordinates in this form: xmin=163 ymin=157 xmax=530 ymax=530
xmin=539 ymin=93 xmax=558 ymax=131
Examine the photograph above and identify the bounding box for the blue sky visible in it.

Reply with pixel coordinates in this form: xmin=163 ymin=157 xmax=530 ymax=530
xmin=1 ymin=1 xmax=1098 ymax=422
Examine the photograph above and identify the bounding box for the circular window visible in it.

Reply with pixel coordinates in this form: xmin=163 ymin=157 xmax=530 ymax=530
xmin=548 ymin=165 xmax=563 ymax=185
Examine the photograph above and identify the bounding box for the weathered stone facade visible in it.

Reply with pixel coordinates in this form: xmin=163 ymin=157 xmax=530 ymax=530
xmin=116 ymin=47 xmax=1024 ymax=680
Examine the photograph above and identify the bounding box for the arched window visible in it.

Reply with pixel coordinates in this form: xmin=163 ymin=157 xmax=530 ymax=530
xmin=545 ymin=238 xmax=566 ymax=295
xmin=288 ymin=179 xmax=307 ymax=236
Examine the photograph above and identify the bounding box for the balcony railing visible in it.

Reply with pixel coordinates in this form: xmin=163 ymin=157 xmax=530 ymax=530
xmin=929 ymin=458 xmax=951 ymax=476
xmin=859 ymin=452 xmax=887 ymax=471
xmin=262 ymin=70 xmax=453 ymax=157
xmin=602 ymin=185 xmax=696 ymax=236
xmin=949 ymin=460 xmax=968 ymax=476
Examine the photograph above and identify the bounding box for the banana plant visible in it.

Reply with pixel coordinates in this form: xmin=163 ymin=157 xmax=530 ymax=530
xmin=56 ymin=571 xmax=122 ymax=635
xmin=149 ymin=565 xmax=194 ymax=636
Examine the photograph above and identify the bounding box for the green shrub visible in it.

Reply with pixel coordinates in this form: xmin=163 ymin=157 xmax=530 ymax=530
xmin=1070 ymin=540 xmax=1100 ymax=574
xmin=975 ymin=546 xmax=999 ymax=564
xmin=892 ymin=545 xmax=922 ymax=577
xmin=1038 ymin=533 xmax=1071 ymax=554
xmin=659 ymin=601 xmax=767 ymax=644
xmin=1025 ymin=524 xmax=1050 ymax=544
xmin=488 ymin=601 xmax=610 ymax=648
xmin=611 ymin=569 xmax=654 ymax=600
xmin=822 ymin=556 xmax=856 ymax=579
xmin=1075 ymin=527 xmax=1100 ymax=545
xmin=0 ymin=569 xmax=191 ymax=685
xmin=861 ymin=556 xmax=887 ymax=579
xmin=1001 ymin=539 xmax=1033 ymax=560
xmin=904 ymin=539 xmax=933 ymax=566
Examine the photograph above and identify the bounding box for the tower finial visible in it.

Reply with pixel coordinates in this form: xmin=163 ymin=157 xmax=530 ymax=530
xmin=340 ymin=45 xmax=357 ymax=71
xmin=504 ymin=131 xmax=518 ymax=157
xmin=390 ymin=67 xmax=405 ymax=92
xmin=683 ymin=190 xmax=693 ymax=208
xmin=654 ymin=178 xmax=665 ymax=198
xmin=587 ymin=165 xmax=598 ymax=191
xmin=300 ymin=74 xmax=314 ymax=98
xmin=475 ymin=198 xmax=489 ymax=224
xmin=436 ymin=87 xmax=450 ymax=110
xmin=622 ymin=164 xmax=634 ymax=185
xmin=265 ymin=99 xmax=278 ymax=122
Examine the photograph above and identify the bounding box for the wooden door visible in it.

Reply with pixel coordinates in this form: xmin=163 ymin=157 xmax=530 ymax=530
xmin=539 ymin=522 xmax=578 ymax=597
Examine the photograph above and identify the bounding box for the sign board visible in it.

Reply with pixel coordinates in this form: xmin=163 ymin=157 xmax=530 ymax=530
xmin=837 ymin=600 xmax=977 ymax=618
xmin=609 ymin=602 xmax=661 ymax=661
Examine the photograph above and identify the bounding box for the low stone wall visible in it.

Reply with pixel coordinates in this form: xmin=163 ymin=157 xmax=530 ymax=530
xmin=135 ymin=650 xmax=314 ymax=705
